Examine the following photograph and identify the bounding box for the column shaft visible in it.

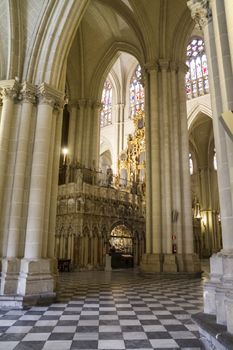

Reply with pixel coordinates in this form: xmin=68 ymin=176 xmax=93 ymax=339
xmin=42 ymin=111 xmax=56 ymax=258
xmin=0 ymin=83 xmax=18 ymax=256
xmin=7 ymin=86 xmax=35 ymax=257
xmin=160 ymin=61 xmax=172 ymax=254
xmin=178 ymin=67 xmax=194 ymax=255
xmin=83 ymin=100 xmax=92 ymax=168
xmin=24 ymin=101 xmax=54 ymax=258
xmin=48 ymin=108 xmax=63 ymax=258
xmin=67 ymin=102 xmax=77 ymax=161
xmin=75 ymin=100 xmax=85 ymax=164
xmin=91 ymin=102 xmax=101 ymax=169
xmin=204 ymin=13 xmax=233 ymax=250
xmin=170 ymin=66 xmax=183 ymax=254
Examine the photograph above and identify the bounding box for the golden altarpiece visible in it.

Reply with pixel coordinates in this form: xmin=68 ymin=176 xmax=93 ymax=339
xmin=118 ymin=110 xmax=146 ymax=195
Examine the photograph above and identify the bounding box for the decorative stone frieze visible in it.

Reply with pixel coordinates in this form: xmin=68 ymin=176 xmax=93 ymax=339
xmin=187 ymin=0 xmax=212 ymax=30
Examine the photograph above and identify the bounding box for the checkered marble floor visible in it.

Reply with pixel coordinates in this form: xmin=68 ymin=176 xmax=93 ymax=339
xmin=0 ymin=269 xmax=205 ymax=349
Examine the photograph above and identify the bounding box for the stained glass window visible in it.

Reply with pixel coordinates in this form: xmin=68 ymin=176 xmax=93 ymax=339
xmin=189 ymin=153 xmax=194 ymax=175
xmin=185 ymin=38 xmax=209 ymax=99
xmin=129 ymin=65 xmax=144 ymax=118
xmin=100 ymin=80 xmax=112 ymax=127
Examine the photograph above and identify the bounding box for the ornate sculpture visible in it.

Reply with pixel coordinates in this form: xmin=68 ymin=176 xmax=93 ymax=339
xmin=118 ymin=109 xmax=146 ymax=194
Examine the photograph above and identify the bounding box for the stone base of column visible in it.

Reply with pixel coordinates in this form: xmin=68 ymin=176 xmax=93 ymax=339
xmin=202 ymin=251 xmax=233 ymax=325
xmin=192 ymin=251 xmax=233 ymax=342
xmin=0 ymin=258 xmax=57 ymax=308
xmin=182 ymin=253 xmax=201 ymax=273
xmin=192 ymin=312 xmax=233 ymax=350
xmin=226 ymin=291 xmax=233 ymax=334
xmin=0 ymin=258 xmax=21 ymax=295
xmin=163 ymin=254 xmax=177 ymax=272
xmin=140 ymin=254 xmax=162 ymax=272
xmin=105 ymin=254 xmax=112 ymax=272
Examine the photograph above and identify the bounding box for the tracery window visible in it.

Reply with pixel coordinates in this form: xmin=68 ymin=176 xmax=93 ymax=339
xmin=100 ymin=80 xmax=112 ymax=127
xmin=185 ymin=37 xmax=209 ymax=100
xmin=189 ymin=153 xmax=194 ymax=175
xmin=129 ymin=64 xmax=144 ymax=118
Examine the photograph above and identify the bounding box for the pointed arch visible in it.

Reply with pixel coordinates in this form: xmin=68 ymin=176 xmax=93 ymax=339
xmin=26 ymin=0 xmax=89 ymax=89
xmin=89 ymin=41 xmax=143 ymax=100
xmin=187 ymin=103 xmax=212 ymax=130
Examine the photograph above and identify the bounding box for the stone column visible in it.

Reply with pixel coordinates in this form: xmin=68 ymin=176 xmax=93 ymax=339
xmin=159 ymin=59 xmax=176 ymax=272
xmin=42 ymin=108 xmax=57 ymax=259
xmin=67 ymin=234 xmax=72 ymax=259
xmin=170 ymin=62 xmax=183 ymax=268
xmin=59 ymin=235 xmax=64 ymax=259
xmin=17 ymin=83 xmax=63 ymax=299
xmin=0 ymin=80 xmax=18 ymax=258
xmin=178 ymin=63 xmax=199 ymax=272
xmin=67 ymin=101 xmax=78 ymax=162
xmin=80 ymin=236 xmax=84 ymax=266
xmin=0 ymin=83 xmax=36 ymax=295
xmin=47 ymin=107 xmax=63 ymax=260
xmin=83 ymin=100 xmax=93 ymax=168
xmin=70 ymin=234 xmax=74 ymax=263
xmin=75 ymin=99 xmax=85 ymax=164
xmin=93 ymin=236 xmax=98 ymax=267
xmin=140 ymin=63 xmax=162 ymax=272
xmin=188 ymin=0 xmax=233 ymax=338
xmin=84 ymin=235 xmax=88 ymax=266
xmin=91 ymin=101 xmax=102 ymax=169
xmin=159 ymin=60 xmax=172 ymax=253
xmin=225 ymin=0 xmax=233 ymax=72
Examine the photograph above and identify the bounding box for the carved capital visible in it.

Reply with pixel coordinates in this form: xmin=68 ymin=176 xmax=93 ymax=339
xmin=177 ymin=61 xmax=189 ymax=74
xmin=158 ymin=59 xmax=170 ymax=71
xmin=69 ymin=99 xmax=79 ymax=109
xmin=187 ymin=0 xmax=212 ymax=30
xmin=0 ymin=79 xmax=19 ymax=102
xmin=78 ymin=99 xmax=86 ymax=109
xmin=143 ymin=61 xmax=159 ymax=73
xmin=93 ymin=100 xmax=102 ymax=111
xmin=86 ymin=99 xmax=93 ymax=108
xmin=170 ymin=61 xmax=178 ymax=73
xmin=19 ymin=82 xmax=36 ymax=104
xmin=37 ymin=82 xmax=64 ymax=109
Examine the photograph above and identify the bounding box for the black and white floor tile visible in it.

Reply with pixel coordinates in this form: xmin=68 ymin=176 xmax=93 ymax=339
xmin=0 ymin=270 xmax=205 ymax=349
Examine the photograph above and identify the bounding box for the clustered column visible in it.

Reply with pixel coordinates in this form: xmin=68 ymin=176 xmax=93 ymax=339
xmin=188 ymin=0 xmax=233 ymax=335
xmin=0 ymin=80 xmax=64 ymax=305
xmin=140 ymin=60 xmax=200 ymax=273
xmin=0 ymin=80 xmax=19 ymax=258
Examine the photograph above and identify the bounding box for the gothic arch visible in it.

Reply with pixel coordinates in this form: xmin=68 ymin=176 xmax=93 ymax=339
xmin=188 ymin=104 xmax=212 ymax=130
xmin=26 ymin=0 xmax=89 ymax=89
xmin=171 ymin=8 xmax=194 ymax=62
xmin=89 ymin=42 xmax=144 ymax=101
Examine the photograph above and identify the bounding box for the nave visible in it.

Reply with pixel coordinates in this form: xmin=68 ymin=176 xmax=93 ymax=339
xmin=0 ymin=269 xmax=204 ymax=350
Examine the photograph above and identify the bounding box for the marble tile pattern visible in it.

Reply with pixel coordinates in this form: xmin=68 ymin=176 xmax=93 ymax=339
xmin=0 ymin=270 xmax=205 ymax=349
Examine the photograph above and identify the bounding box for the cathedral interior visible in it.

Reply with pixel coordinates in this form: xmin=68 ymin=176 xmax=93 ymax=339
xmin=0 ymin=0 xmax=233 ymax=349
